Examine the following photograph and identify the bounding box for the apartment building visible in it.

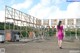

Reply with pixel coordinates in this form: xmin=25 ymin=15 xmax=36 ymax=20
xmin=42 ymin=18 xmax=80 ymax=28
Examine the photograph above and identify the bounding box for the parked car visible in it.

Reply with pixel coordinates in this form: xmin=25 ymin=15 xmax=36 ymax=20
xmin=15 ymin=34 xmax=20 ymax=42
xmin=0 ymin=33 xmax=5 ymax=43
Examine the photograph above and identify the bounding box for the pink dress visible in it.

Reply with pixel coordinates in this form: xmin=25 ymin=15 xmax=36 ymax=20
xmin=57 ymin=26 xmax=64 ymax=40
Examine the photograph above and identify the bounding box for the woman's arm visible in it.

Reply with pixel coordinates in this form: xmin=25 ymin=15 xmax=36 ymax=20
xmin=62 ymin=26 xmax=65 ymax=36
xmin=56 ymin=26 xmax=58 ymax=37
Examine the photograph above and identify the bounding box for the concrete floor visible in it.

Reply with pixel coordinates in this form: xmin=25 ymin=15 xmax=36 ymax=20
xmin=0 ymin=37 xmax=80 ymax=53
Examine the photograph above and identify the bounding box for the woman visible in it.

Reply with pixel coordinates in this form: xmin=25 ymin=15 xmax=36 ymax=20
xmin=56 ymin=21 xmax=64 ymax=49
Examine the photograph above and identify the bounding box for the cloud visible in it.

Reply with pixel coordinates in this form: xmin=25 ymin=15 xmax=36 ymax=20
xmin=40 ymin=0 xmax=65 ymax=6
xmin=0 ymin=0 xmax=80 ymax=23
xmin=28 ymin=4 xmax=56 ymax=19
xmin=28 ymin=0 xmax=80 ymax=19
xmin=40 ymin=0 xmax=52 ymax=6
xmin=0 ymin=11 xmax=5 ymax=22
xmin=50 ymin=2 xmax=80 ymax=19
xmin=66 ymin=2 xmax=80 ymax=18
xmin=12 ymin=0 xmax=33 ymax=10
xmin=28 ymin=0 xmax=61 ymax=19
xmin=11 ymin=0 xmax=16 ymax=5
xmin=0 ymin=0 xmax=33 ymax=22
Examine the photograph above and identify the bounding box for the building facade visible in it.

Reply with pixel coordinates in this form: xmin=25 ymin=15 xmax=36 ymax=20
xmin=42 ymin=18 xmax=80 ymax=28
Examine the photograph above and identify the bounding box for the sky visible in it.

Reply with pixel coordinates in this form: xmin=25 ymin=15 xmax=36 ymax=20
xmin=0 ymin=0 xmax=80 ymax=22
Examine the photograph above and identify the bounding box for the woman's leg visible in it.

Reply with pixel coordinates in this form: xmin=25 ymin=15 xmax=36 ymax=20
xmin=60 ymin=40 xmax=62 ymax=47
xmin=58 ymin=40 xmax=63 ymax=49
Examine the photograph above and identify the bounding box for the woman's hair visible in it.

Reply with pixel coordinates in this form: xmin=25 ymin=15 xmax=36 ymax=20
xmin=57 ymin=21 xmax=62 ymax=29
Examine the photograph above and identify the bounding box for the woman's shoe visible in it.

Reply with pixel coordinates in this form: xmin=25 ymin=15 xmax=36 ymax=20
xmin=59 ymin=47 xmax=63 ymax=49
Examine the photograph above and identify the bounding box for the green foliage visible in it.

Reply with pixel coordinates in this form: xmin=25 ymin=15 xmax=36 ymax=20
xmin=0 ymin=22 xmax=80 ymax=37
xmin=77 ymin=29 xmax=80 ymax=36
xmin=0 ymin=22 xmax=4 ymax=30
xmin=21 ymin=31 xmax=28 ymax=37
xmin=71 ymin=31 xmax=75 ymax=34
xmin=65 ymin=28 xmax=80 ymax=36
xmin=45 ymin=28 xmax=56 ymax=36
xmin=27 ymin=26 xmax=33 ymax=32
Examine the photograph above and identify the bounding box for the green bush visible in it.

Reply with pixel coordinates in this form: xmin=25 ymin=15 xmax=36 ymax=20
xmin=71 ymin=31 xmax=75 ymax=34
xmin=77 ymin=30 xmax=80 ymax=36
xmin=65 ymin=31 xmax=71 ymax=36
xmin=21 ymin=31 xmax=28 ymax=37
